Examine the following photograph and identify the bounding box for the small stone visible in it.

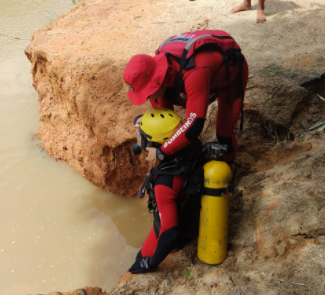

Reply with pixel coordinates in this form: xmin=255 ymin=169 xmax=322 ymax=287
xmin=90 ymin=75 xmax=95 ymax=79
xmin=275 ymin=242 xmax=287 ymax=256
xmin=300 ymin=119 xmax=308 ymax=129
xmin=78 ymin=289 xmax=87 ymax=295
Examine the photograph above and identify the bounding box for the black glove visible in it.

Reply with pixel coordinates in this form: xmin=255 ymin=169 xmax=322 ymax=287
xmin=128 ymin=251 xmax=154 ymax=274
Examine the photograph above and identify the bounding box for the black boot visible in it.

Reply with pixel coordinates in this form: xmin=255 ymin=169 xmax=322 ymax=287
xmin=129 ymin=251 xmax=155 ymax=274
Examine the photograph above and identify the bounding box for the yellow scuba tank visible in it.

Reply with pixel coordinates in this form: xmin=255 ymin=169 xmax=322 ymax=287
xmin=197 ymin=144 xmax=232 ymax=264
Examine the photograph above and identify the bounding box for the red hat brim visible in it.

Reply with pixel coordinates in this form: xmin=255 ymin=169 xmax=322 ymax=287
xmin=127 ymin=54 xmax=168 ymax=106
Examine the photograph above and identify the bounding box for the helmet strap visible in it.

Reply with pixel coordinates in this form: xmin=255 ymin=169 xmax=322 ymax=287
xmin=148 ymin=142 xmax=162 ymax=149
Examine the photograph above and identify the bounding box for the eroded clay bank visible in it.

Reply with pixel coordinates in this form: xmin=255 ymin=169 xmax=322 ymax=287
xmin=24 ymin=0 xmax=325 ymax=294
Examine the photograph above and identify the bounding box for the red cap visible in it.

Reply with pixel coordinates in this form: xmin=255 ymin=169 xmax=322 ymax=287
xmin=123 ymin=54 xmax=168 ymax=105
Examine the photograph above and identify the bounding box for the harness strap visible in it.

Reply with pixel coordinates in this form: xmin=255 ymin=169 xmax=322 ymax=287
xmin=171 ymin=34 xmax=234 ymax=104
xmin=222 ymin=49 xmax=245 ymax=131
xmin=159 ymin=34 xmax=245 ymax=129
xmin=238 ymin=61 xmax=244 ymax=132
xmin=157 ymin=37 xmax=173 ymax=54
xmin=176 ymin=48 xmax=189 ymax=103
xmin=202 ymin=187 xmax=229 ymax=196
xmin=138 ymin=158 xmax=184 ymax=199
xmin=225 ymin=65 xmax=230 ymax=102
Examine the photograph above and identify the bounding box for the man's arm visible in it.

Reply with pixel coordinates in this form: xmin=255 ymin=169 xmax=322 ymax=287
xmin=161 ymin=67 xmax=212 ymax=156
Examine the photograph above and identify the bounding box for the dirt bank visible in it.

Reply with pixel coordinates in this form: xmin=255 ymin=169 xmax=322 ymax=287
xmin=25 ymin=0 xmax=325 ymax=197
xmin=25 ymin=0 xmax=325 ymax=294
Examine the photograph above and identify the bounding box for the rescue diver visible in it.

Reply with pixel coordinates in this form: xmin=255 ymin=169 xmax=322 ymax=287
xmin=123 ymin=30 xmax=249 ymax=166
xmin=128 ymin=108 xmax=202 ymax=274
xmin=123 ymin=30 xmax=249 ymax=273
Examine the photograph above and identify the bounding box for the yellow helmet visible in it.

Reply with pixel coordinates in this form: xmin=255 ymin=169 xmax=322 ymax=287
xmin=139 ymin=109 xmax=181 ymax=145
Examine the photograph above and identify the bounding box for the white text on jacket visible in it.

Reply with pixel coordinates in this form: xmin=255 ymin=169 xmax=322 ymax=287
xmin=163 ymin=112 xmax=197 ymax=148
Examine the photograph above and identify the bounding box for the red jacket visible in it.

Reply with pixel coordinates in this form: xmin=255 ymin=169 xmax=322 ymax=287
xmin=150 ymin=30 xmax=243 ymax=156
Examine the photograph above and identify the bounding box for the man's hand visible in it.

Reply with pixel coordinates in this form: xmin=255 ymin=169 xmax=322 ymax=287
xmin=145 ymin=147 xmax=157 ymax=162
xmin=134 ymin=115 xmax=143 ymax=129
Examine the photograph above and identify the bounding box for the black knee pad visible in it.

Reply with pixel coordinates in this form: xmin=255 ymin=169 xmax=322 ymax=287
xmin=154 ymin=174 xmax=174 ymax=189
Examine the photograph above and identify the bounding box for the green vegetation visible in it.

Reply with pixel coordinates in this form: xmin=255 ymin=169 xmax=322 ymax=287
xmin=50 ymin=8 xmax=58 ymax=18
xmin=71 ymin=0 xmax=82 ymax=4
xmin=0 ymin=34 xmax=30 ymax=41
xmin=45 ymin=9 xmax=58 ymax=23
xmin=185 ymin=270 xmax=191 ymax=279
xmin=35 ymin=8 xmax=59 ymax=25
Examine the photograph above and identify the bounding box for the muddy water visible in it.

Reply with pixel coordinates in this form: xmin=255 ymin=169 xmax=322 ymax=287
xmin=0 ymin=1 xmax=151 ymax=295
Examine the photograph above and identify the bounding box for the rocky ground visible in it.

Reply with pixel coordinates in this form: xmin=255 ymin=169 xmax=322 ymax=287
xmin=25 ymin=0 xmax=325 ymax=294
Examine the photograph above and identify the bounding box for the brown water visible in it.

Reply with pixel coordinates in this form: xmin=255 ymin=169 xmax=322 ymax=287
xmin=0 ymin=1 xmax=151 ymax=294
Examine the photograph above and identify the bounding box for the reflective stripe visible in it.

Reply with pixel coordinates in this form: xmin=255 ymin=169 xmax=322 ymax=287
xmin=157 ymin=36 xmax=173 ymax=54
xmin=158 ymin=34 xmax=233 ymax=54
xmin=184 ymin=34 xmax=234 ymax=51
xmin=184 ymin=35 xmax=212 ymax=51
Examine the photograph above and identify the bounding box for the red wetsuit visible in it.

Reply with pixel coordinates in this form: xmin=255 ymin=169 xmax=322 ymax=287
xmin=131 ymin=140 xmax=202 ymax=273
xmin=150 ymin=49 xmax=249 ymax=163
xmin=141 ymin=174 xmax=184 ymax=262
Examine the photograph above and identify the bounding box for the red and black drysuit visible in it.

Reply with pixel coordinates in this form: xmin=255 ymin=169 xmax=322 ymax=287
xmin=129 ymin=30 xmax=249 ymax=274
xmin=129 ymin=140 xmax=202 ymax=274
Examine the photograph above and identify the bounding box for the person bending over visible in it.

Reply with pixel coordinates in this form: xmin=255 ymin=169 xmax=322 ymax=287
xmin=123 ymin=30 xmax=249 ymax=166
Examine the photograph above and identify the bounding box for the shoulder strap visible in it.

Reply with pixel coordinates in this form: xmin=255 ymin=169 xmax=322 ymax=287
xmin=176 ymin=35 xmax=234 ymax=103
xmin=137 ymin=157 xmax=184 ymax=198
xmin=157 ymin=36 xmax=173 ymax=54
xmin=159 ymin=34 xmax=240 ymax=111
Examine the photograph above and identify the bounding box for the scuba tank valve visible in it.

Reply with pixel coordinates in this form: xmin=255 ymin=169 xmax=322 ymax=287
xmin=131 ymin=130 xmax=147 ymax=155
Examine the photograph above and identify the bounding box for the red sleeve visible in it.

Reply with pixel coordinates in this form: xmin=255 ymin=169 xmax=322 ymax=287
xmin=149 ymin=98 xmax=174 ymax=110
xmin=161 ymin=67 xmax=212 ymax=155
